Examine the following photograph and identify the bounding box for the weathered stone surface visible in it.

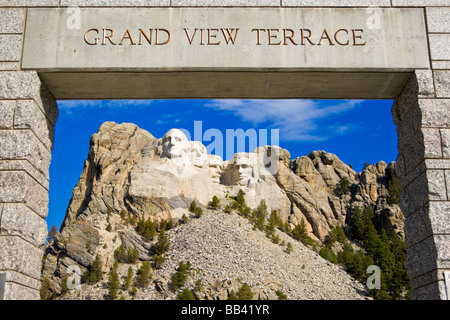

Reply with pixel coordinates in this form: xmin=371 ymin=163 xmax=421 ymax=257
xmin=0 ymin=159 xmax=49 ymax=190
xmin=4 ymin=282 xmax=39 ymax=300
xmin=400 ymin=171 xmax=429 ymax=216
xmin=23 ymin=8 xmax=428 ymax=71
xmin=429 ymin=202 xmax=450 ymax=236
xmin=0 ymin=62 xmax=19 ymax=71
xmin=419 ymin=99 xmax=450 ymax=128
xmin=5 ymin=270 xmax=41 ymax=292
xmin=429 ymin=34 xmax=450 ymax=61
xmin=405 ymin=236 xmax=437 ymax=280
xmin=423 ymin=128 xmax=443 ymax=158
xmin=172 ymin=0 xmax=279 ymax=6
xmin=0 ymin=0 xmax=58 ymax=6
xmin=415 ymin=70 xmax=436 ymax=98
xmin=426 ymin=7 xmax=450 ymax=33
xmin=0 ymin=9 xmax=24 ymax=34
xmin=60 ymin=0 xmax=170 ymax=6
xmin=446 ymin=171 xmax=450 ymax=199
xmin=283 ymin=0 xmax=390 ymax=6
xmin=0 ymin=71 xmax=58 ymax=125
xmin=435 ymin=71 xmax=450 ymax=98
xmin=393 ymin=0 xmax=450 ymax=6
xmin=0 ymin=100 xmax=14 ymax=129
xmin=0 ymin=35 xmax=21 ymax=61
xmin=14 ymin=100 xmax=54 ymax=151
xmin=0 ymin=203 xmax=47 ymax=247
xmin=0 ymin=130 xmax=51 ymax=178
xmin=432 ymin=61 xmax=450 ymax=70
xmin=442 ymin=130 xmax=450 ymax=159
xmin=0 ymin=236 xmax=43 ymax=279
xmin=404 ymin=205 xmax=432 ymax=248
xmin=0 ymin=171 xmax=49 ymax=218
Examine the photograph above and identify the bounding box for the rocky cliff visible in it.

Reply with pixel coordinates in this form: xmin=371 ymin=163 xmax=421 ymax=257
xmin=41 ymin=122 xmax=403 ymax=300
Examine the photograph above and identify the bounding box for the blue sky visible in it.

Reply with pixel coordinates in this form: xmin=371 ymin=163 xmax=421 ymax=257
xmin=47 ymin=99 xmax=397 ymax=231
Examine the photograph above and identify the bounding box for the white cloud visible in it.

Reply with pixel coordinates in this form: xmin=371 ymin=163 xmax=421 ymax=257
xmin=204 ymin=99 xmax=363 ymax=142
xmin=57 ymin=100 xmax=155 ymax=115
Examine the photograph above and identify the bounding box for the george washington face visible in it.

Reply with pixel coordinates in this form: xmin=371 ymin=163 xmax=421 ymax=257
xmin=161 ymin=129 xmax=189 ymax=159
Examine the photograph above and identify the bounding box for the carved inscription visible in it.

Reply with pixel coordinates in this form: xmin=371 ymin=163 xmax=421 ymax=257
xmin=84 ymin=27 xmax=366 ymax=47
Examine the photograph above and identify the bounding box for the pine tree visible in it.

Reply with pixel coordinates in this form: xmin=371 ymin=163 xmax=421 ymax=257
xmin=114 ymin=244 xmax=127 ymax=263
xmin=154 ymin=229 xmax=170 ymax=255
xmin=136 ymin=261 xmax=152 ymax=288
xmin=209 ymin=195 xmax=220 ymax=209
xmin=107 ymin=267 xmax=120 ymax=300
xmin=177 ymin=288 xmax=196 ymax=300
xmin=90 ymin=255 xmax=103 ymax=283
xmin=285 ymin=242 xmax=293 ymax=254
xmin=339 ymin=177 xmax=351 ymax=194
xmin=127 ymin=246 xmax=139 ymax=263
xmin=189 ymin=200 xmax=197 ymax=212
xmin=236 ymin=283 xmax=253 ymax=300
xmin=40 ymin=277 xmax=53 ymax=300
xmin=47 ymin=225 xmax=58 ymax=242
xmin=387 ymin=176 xmax=402 ymax=204
xmin=123 ymin=266 xmax=133 ymax=290
xmin=152 ymin=253 xmax=165 ymax=269
xmin=292 ymin=219 xmax=308 ymax=241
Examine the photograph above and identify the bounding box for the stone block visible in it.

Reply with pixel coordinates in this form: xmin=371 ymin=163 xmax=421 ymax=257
xmin=0 ymin=171 xmax=49 ymax=219
xmin=14 ymin=100 xmax=54 ymax=151
xmin=423 ymin=128 xmax=442 ymax=158
xmin=0 ymin=62 xmax=19 ymax=71
xmin=0 ymin=130 xmax=51 ymax=178
xmin=0 ymin=35 xmax=22 ymax=61
xmin=0 ymin=0 xmax=58 ymax=6
xmin=60 ymin=0 xmax=169 ymax=6
xmin=0 ymin=100 xmax=14 ymax=129
xmin=419 ymin=99 xmax=450 ymax=128
xmin=3 ymin=281 xmax=40 ymax=300
xmin=0 ymin=72 xmax=58 ymax=126
xmin=404 ymin=204 xmax=432 ymax=247
xmin=428 ymin=201 xmax=450 ymax=235
xmin=442 ymin=130 xmax=450 ymax=158
xmin=0 ymin=9 xmax=24 ymax=34
xmin=415 ymin=70 xmax=435 ymax=98
xmin=393 ymin=0 xmax=450 ymax=6
xmin=429 ymin=34 xmax=450 ymax=61
xmin=405 ymin=236 xmax=437 ymax=280
xmin=4 ymin=271 xmax=41 ymax=292
xmin=426 ymin=7 xmax=450 ymax=33
xmin=410 ymin=278 xmax=447 ymax=300
xmin=396 ymin=128 xmax=425 ymax=176
xmin=0 ymin=203 xmax=47 ymax=247
xmin=432 ymin=61 xmax=450 ymax=70
xmin=400 ymin=170 xmax=429 ymax=215
xmin=427 ymin=170 xmax=447 ymax=200
xmin=392 ymin=72 xmax=433 ymax=126
xmin=0 ymin=159 xmax=49 ymax=189
xmin=435 ymin=71 xmax=450 ymax=98
xmin=0 ymin=236 xmax=43 ymax=280
xmin=282 ymin=0 xmax=390 ymax=6
xmin=446 ymin=171 xmax=450 ymax=199
xmin=171 ymin=0 xmax=279 ymax=6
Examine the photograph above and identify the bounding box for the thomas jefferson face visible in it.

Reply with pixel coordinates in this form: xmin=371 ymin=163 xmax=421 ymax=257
xmin=162 ymin=129 xmax=189 ymax=159
xmin=190 ymin=141 xmax=207 ymax=167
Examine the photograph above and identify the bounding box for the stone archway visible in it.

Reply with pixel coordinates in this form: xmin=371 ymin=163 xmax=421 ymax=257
xmin=0 ymin=2 xmax=449 ymax=300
